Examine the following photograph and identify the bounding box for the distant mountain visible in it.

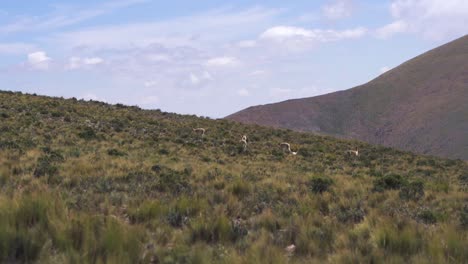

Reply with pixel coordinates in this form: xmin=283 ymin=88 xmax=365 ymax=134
xmin=227 ymin=35 xmax=468 ymax=160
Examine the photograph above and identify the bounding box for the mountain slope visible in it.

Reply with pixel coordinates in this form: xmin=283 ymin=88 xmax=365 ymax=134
xmin=0 ymin=91 xmax=467 ymax=263
xmin=227 ymin=35 xmax=468 ymax=160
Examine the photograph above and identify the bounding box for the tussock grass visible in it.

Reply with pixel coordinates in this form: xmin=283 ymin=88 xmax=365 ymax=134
xmin=0 ymin=90 xmax=466 ymax=263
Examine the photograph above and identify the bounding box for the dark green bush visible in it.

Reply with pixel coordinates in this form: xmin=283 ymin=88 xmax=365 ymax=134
xmin=460 ymin=205 xmax=468 ymax=228
xmin=309 ymin=176 xmax=334 ymax=194
xmin=151 ymin=165 xmax=162 ymax=173
xmin=110 ymin=119 xmax=126 ymax=132
xmin=158 ymin=148 xmax=169 ymax=155
xmin=167 ymin=209 xmax=188 ymax=228
xmin=0 ymin=141 xmax=20 ymax=150
xmin=459 ymin=173 xmax=468 ymax=187
xmin=373 ymin=174 xmax=407 ymax=192
xmin=157 ymin=170 xmax=190 ymax=194
xmin=78 ymin=127 xmax=97 ymax=140
xmin=418 ymin=209 xmax=437 ymax=224
xmin=33 ymin=157 xmax=58 ymax=178
xmin=107 ymin=148 xmax=126 ymax=157
xmin=190 ymin=216 xmax=235 ymax=243
xmin=399 ymin=181 xmax=425 ymax=201
xmin=336 ymin=205 xmax=365 ymax=224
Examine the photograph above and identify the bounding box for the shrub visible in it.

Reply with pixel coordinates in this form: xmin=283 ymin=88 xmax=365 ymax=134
xmin=460 ymin=205 xmax=468 ymax=228
xmin=336 ymin=205 xmax=365 ymax=224
xmin=33 ymin=156 xmax=58 ymax=178
xmin=110 ymin=118 xmax=126 ymax=132
xmin=78 ymin=127 xmax=97 ymax=140
xmin=107 ymin=148 xmax=126 ymax=157
xmin=151 ymin=165 xmax=162 ymax=173
xmin=157 ymin=170 xmax=190 ymax=194
xmin=399 ymin=180 xmax=424 ymax=201
xmin=373 ymin=174 xmax=407 ymax=192
xmin=0 ymin=141 xmax=20 ymax=150
xmin=231 ymin=180 xmax=251 ymax=197
xmin=129 ymin=201 xmax=163 ymax=223
xmin=459 ymin=173 xmax=468 ymax=189
xmin=167 ymin=209 xmax=187 ymax=228
xmin=158 ymin=148 xmax=169 ymax=155
xmin=417 ymin=209 xmax=437 ymax=224
xmin=308 ymin=176 xmax=334 ymax=194
xmin=190 ymin=215 xmax=236 ymax=243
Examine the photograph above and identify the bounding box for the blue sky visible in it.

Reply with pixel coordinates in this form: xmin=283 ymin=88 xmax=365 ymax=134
xmin=1 ymin=0 xmax=467 ymax=117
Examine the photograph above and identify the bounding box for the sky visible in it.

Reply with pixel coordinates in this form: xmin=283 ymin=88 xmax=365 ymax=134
xmin=0 ymin=0 xmax=467 ymax=117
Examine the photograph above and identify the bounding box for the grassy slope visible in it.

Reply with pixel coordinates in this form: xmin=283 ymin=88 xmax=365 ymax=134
xmin=227 ymin=35 xmax=468 ymax=160
xmin=0 ymin=90 xmax=467 ymax=263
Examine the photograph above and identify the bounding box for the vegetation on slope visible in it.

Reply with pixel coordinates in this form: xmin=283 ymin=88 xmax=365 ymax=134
xmin=0 ymin=90 xmax=467 ymax=263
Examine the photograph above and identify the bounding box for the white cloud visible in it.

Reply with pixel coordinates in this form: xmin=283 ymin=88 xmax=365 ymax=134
xmin=205 ymin=56 xmax=240 ymax=67
xmin=237 ymin=88 xmax=250 ymax=96
xmin=67 ymin=56 xmax=104 ymax=69
xmin=322 ymin=0 xmax=354 ymax=20
xmin=261 ymin=26 xmax=366 ymax=42
xmin=259 ymin=26 xmax=366 ymax=51
xmin=238 ymin=40 xmax=257 ymax=48
xmin=147 ymin=54 xmax=171 ymax=62
xmin=144 ymin=80 xmax=158 ymax=87
xmin=189 ymin=71 xmax=213 ymax=85
xmin=377 ymin=0 xmax=468 ymax=40
xmin=201 ymin=71 xmax=213 ymax=80
xmin=27 ymin=51 xmax=51 ymax=70
xmin=261 ymin=26 xmax=314 ymax=40
xmin=376 ymin=20 xmax=408 ymax=39
xmin=83 ymin=57 xmax=104 ymax=65
xmin=249 ymin=70 xmax=267 ymax=76
xmin=189 ymin=73 xmax=200 ymax=85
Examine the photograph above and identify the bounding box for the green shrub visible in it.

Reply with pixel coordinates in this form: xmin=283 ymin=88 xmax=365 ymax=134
xmin=373 ymin=174 xmax=407 ymax=192
xmin=190 ymin=215 xmax=236 ymax=243
xmin=459 ymin=173 xmax=468 ymax=189
xmin=129 ymin=201 xmax=163 ymax=223
xmin=308 ymin=176 xmax=334 ymax=194
xmin=78 ymin=127 xmax=97 ymax=140
xmin=157 ymin=169 xmax=190 ymax=194
xmin=110 ymin=119 xmax=126 ymax=132
xmin=0 ymin=141 xmax=20 ymax=150
xmin=399 ymin=180 xmax=424 ymax=201
xmin=158 ymin=148 xmax=169 ymax=155
xmin=336 ymin=205 xmax=365 ymax=224
xmin=107 ymin=148 xmax=126 ymax=157
xmin=460 ymin=205 xmax=468 ymax=228
xmin=33 ymin=156 xmax=58 ymax=178
xmin=167 ymin=209 xmax=187 ymax=228
xmin=231 ymin=180 xmax=251 ymax=197
xmin=418 ymin=209 xmax=437 ymax=224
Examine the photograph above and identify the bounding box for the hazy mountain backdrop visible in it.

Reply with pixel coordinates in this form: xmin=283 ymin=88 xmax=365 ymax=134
xmin=228 ymin=35 xmax=468 ymax=160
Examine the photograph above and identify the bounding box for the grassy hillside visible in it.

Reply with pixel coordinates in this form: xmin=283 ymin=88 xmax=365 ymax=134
xmin=0 ymin=90 xmax=467 ymax=263
xmin=227 ymin=35 xmax=468 ymax=160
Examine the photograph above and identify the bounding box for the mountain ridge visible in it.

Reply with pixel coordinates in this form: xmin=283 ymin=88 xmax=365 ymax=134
xmin=227 ymin=34 xmax=468 ymax=160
